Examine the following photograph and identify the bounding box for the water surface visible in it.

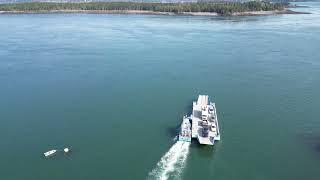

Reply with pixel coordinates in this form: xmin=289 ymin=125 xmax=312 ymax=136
xmin=1 ymin=2 xmax=320 ymax=180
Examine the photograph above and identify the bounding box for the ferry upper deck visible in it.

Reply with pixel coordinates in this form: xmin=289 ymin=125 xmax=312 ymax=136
xmin=191 ymin=95 xmax=220 ymax=145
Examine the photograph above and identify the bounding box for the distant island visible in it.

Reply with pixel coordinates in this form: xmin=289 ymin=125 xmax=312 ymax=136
xmin=0 ymin=1 xmax=307 ymax=16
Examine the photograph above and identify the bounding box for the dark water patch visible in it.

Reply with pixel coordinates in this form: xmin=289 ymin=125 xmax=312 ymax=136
xmin=301 ymin=134 xmax=320 ymax=154
xmin=166 ymin=125 xmax=180 ymax=138
xmin=315 ymin=143 xmax=320 ymax=152
xmin=190 ymin=140 xmax=205 ymax=149
xmin=210 ymin=16 xmax=263 ymax=23
xmin=310 ymin=136 xmax=320 ymax=153
xmin=166 ymin=103 xmax=192 ymax=138
xmin=190 ymin=140 xmax=217 ymax=158
xmin=183 ymin=104 xmax=193 ymax=115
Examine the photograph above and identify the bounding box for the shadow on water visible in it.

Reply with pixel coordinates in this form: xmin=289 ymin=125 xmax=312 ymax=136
xmin=210 ymin=15 xmax=268 ymax=22
xmin=190 ymin=139 xmax=217 ymax=158
xmin=166 ymin=103 xmax=193 ymax=138
xmin=301 ymin=134 xmax=320 ymax=154
xmin=184 ymin=104 xmax=193 ymax=115
xmin=166 ymin=124 xmax=180 ymax=138
xmin=316 ymin=144 xmax=320 ymax=152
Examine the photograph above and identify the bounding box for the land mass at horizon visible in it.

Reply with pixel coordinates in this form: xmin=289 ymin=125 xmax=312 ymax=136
xmin=0 ymin=1 xmax=309 ymax=16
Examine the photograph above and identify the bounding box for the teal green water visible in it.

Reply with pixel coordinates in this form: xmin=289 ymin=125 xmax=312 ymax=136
xmin=1 ymin=2 xmax=320 ymax=180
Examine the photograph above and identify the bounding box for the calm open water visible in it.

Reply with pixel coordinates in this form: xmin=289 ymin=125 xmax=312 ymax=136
xmin=1 ymin=2 xmax=320 ymax=180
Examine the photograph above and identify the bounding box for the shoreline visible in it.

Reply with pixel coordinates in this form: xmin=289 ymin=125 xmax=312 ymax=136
xmin=0 ymin=9 xmax=310 ymax=16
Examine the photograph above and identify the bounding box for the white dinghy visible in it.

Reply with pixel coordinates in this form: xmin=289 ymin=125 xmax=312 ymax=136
xmin=44 ymin=150 xmax=57 ymax=157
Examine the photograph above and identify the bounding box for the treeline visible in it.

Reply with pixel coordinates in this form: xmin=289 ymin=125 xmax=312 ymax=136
xmin=0 ymin=1 xmax=285 ymax=15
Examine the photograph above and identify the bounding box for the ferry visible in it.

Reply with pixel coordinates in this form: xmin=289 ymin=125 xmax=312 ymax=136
xmin=179 ymin=95 xmax=220 ymax=145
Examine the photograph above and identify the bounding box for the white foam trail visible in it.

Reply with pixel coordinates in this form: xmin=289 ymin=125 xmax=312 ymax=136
xmin=172 ymin=142 xmax=189 ymax=179
xmin=148 ymin=141 xmax=190 ymax=180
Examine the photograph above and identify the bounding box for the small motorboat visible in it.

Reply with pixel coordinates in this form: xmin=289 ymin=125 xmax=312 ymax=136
xmin=44 ymin=150 xmax=57 ymax=157
xmin=178 ymin=116 xmax=191 ymax=142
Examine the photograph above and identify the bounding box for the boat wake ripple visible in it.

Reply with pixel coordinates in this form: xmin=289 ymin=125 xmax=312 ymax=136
xmin=148 ymin=141 xmax=190 ymax=180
